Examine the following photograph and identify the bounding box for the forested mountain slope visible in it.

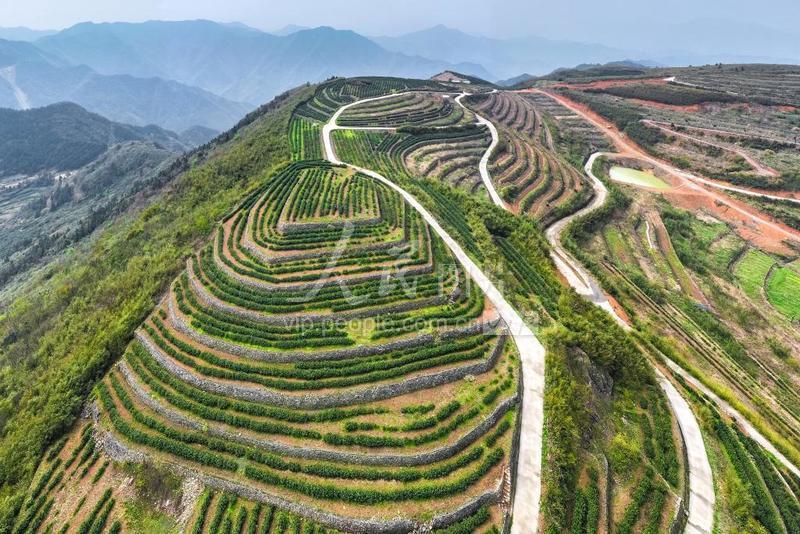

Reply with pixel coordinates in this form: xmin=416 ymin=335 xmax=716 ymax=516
xmin=0 ymin=102 xmax=211 ymax=298
xmin=0 ymin=102 xmax=189 ymax=177
xmin=0 ymin=38 xmax=249 ymax=132
xmin=0 ymin=88 xmax=305 ymax=530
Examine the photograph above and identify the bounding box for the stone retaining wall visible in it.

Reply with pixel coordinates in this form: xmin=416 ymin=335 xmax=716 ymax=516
xmin=137 ymin=329 xmax=506 ymax=409
xmin=167 ymin=295 xmax=499 ymax=362
xmin=241 ymin=230 xmax=408 ymax=266
xmin=187 ymin=259 xmax=446 ymax=326
xmin=202 ymin=251 xmax=436 ymax=295
xmin=93 ymin=401 xmax=502 ymax=533
xmin=277 ymin=216 xmax=383 ymax=234
xmin=118 ymin=359 xmax=517 ymax=467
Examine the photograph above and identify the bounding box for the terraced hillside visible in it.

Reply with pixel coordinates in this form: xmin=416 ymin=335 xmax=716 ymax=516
xmin=516 ymin=65 xmax=800 ymax=532
xmin=14 ymin=71 xmax=800 ymax=534
xmin=322 ymin=81 xmax=704 ymax=534
xmin=665 ymin=64 xmax=800 ymax=107
xmin=464 ymin=91 xmax=602 ymax=226
xmin=80 ymin=159 xmax=517 ymax=530
xmin=295 ymin=78 xmax=450 ymax=124
xmin=546 ymin=75 xmax=800 ymax=196
xmin=332 ymin=127 xmax=492 ymax=195
xmin=403 ymin=130 xmax=490 ymax=194
xmin=563 ymin=153 xmax=800 ymax=530
xmin=339 ymin=92 xmax=474 ymax=128
xmin=526 ymin=74 xmax=800 ymax=461
xmin=515 ymin=91 xmax=612 ymax=160
xmin=466 ymin=92 xmax=546 ymax=147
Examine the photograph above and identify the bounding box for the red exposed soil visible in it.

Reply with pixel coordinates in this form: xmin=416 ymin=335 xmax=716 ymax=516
xmin=517 ymin=88 xmax=800 ymax=256
xmin=663 ymin=188 xmax=796 ymax=255
xmin=606 ymin=294 xmax=631 ymax=325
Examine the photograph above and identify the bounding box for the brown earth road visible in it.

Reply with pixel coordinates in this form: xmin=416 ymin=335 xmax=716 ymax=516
xmin=519 ymin=88 xmax=800 ymax=255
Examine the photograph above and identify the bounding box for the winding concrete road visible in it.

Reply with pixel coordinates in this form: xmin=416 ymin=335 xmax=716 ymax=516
xmin=459 ymin=88 xmax=719 ymax=532
xmin=529 ymin=89 xmax=800 ymax=478
xmin=556 ymin=152 xmax=716 ymax=533
xmin=324 ymin=94 xmax=546 ymax=534
xmin=454 ymin=95 xmax=614 ymax=314
xmin=454 ymin=93 xmax=506 ymax=209
xmin=322 ymin=86 xmax=800 ymax=532
xmin=664 ymin=359 xmax=800 ymax=479
xmin=655 ymin=368 xmax=716 ymax=533
xmin=528 ymin=89 xmax=800 ymax=239
xmin=546 ymin=153 xmax=621 ymax=320
xmin=464 ymin=91 xmax=716 ymax=532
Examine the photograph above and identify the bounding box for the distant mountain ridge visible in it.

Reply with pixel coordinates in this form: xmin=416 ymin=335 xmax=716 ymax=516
xmin=505 ymin=60 xmax=662 ymax=86
xmin=0 ymin=26 xmax=57 ymax=42
xmin=372 ymin=25 xmax=633 ymax=80
xmin=0 ymin=38 xmax=248 ymax=132
xmin=0 ymin=101 xmax=191 ymax=292
xmin=34 ymin=21 xmax=492 ymax=105
xmin=0 ymin=20 xmax=675 ymax=130
xmin=270 ymin=24 xmax=310 ymax=36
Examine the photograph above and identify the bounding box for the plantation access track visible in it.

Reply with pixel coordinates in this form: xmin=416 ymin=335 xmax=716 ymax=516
xmin=93 ymin=153 xmax=522 ymax=532
xmin=325 ymin=92 xmax=546 ymax=534
xmin=471 ymin=94 xmax=718 ymax=533
xmin=524 ymin=89 xmax=800 ymax=529
xmin=522 ymin=88 xmax=800 ymax=256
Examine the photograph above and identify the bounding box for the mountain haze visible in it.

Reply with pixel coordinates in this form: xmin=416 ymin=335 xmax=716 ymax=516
xmin=0 ymin=101 xmax=194 ymax=295
xmin=0 ymin=38 xmax=249 ymax=132
xmin=0 ymin=26 xmax=57 ymax=42
xmin=34 ymin=20 xmax=491 ymax=104
xmin=373 ymin=25 xmax=633 ymax=79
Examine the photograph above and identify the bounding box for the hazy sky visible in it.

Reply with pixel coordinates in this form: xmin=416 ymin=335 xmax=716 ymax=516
xmin=2 ymin=0 xmax=798 ymax=39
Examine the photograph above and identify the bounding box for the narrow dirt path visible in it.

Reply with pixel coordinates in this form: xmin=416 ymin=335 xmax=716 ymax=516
xmin=455 ymin=92 xmax=507 ymax=209
xmin=526 ymin=88 xmax=800 ymax=214
xmin=325 ymin=95 xmax=546 ymax=534
xmin=516 ymin=87 xmax=800 ymax=525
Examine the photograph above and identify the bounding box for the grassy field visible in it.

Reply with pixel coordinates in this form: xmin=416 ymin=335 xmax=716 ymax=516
xmin=733 ymin=249 xmax=774 ymax=299
xmin=766 ymin=267 xmax=800 ymax=319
